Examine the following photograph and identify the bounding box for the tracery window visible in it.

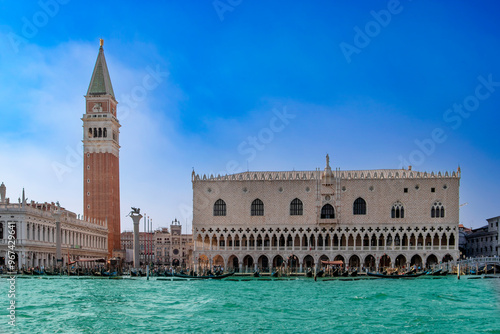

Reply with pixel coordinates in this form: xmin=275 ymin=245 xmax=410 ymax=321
xmin=391 ymin=201 xmax=404 ymax=218
xmin=431 ymin=201 xmax=445 ymax=218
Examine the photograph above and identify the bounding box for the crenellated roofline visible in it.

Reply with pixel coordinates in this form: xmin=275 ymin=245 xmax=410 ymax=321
xmin=192 ymin=168 xmax=461 ymax=182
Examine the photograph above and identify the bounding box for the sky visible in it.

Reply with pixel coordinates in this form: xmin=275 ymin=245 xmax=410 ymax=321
xmin=0 ymin=0 xmax=499 ymax=232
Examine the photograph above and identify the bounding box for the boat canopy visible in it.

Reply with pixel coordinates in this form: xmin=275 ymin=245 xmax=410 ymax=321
xmin=321 ymin=260 xmax=343 ymax=265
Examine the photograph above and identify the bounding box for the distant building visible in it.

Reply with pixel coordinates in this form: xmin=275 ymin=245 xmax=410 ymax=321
xmin=120 ymin=219 xmax=193 ymax=267
xmin=465 ymin=216 xmax=499 ymax=257
xmin=154 ymin=219 xmax=193 ymax=268
xmin=0 ymin=183 xmax=108 ymax=269
xmin=192 ymin=155 xmax=461 ymax=272
xmin=120 ymin=231 xmax=155 ymax=265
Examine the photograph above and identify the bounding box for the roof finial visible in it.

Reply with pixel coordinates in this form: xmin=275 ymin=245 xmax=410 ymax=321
xmin=326 ymin=153 xmax=330 ymax=168
xmin=100 ymin=39 xmax=104 ymax=47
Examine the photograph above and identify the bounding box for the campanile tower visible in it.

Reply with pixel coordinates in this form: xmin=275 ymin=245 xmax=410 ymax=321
xmin=83 ymin=39 xmax=121 ymax=257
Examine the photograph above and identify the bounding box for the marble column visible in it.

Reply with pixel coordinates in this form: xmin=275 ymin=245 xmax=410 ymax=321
xmin=131 ymin=212 xmax=143 ymax=268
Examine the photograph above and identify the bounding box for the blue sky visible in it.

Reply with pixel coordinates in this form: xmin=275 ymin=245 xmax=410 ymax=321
xmin=0 ymin=0 xmax=499 ymax=231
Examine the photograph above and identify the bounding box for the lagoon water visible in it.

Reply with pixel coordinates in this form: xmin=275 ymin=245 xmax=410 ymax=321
xmin=2 ymin=276 xmax=500 ymax=333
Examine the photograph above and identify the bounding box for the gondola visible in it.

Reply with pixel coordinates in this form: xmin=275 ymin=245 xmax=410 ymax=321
xmin=316 ymin=270 xmax=325 ymax=278
xmin=349 ymin=269 xmax=358 ymax=277
xmin=173 ymin=272 xmax=234 ymax=280
xmin=306 ymin=270 xmax=313 ymax=278
xmin=341 ymin=270 xmax=349 ymax=277
xmin=253 ymin=271 xmax=261 ymax=278
xmin=428 ymin=269 xmax=443 ymax=276
xmin=367 ymin=271 xmax=427 ymax=278
xmin=271 ymin=271 xmax=280 ymax=278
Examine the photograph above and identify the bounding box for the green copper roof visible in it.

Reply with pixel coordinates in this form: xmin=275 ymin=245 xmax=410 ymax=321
xmin=87 ymin=46 xmax=115 ymax=98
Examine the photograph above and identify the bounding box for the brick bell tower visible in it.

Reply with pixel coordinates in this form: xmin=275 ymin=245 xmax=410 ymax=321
xmin=83 ymin=39 xmax=121 ymax=257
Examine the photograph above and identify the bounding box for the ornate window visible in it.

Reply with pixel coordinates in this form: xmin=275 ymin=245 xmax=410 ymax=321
xmin=213 ymin=199 xmax=226 ymax=216
xmin=431 ymin=201 xmax=445 ymax=218
xmin=321 ymin=204 xmax=335 ymax=219
xmin=391 ymin=201 xmax=404 ymax=218
xmin=290 ymin=198 xmax=303 ymax=216
xmin=251 ymin=199 xmax=264 ymax=216
xmin=353 ymin=197 xmax=366 ymax=215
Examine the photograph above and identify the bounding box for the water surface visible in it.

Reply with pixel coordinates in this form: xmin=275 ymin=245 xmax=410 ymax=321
xmin=1 ymin=276 xmax=500 ymax=333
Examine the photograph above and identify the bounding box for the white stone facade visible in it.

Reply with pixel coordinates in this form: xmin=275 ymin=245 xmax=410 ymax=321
xmin=0 ymin=184 xmax=108 ymax=270
xmin=465 ymin=216 xmax=499 ymax=257
xmin=192 ymin=157 xmax=460 ymax=272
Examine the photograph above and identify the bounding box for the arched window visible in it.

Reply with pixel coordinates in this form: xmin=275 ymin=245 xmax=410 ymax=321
xmin=213 ymin=199 xmax=226 ymax=216
xmin=98 ymin=128 xmax=103 ymax=137
xmin=290 ymin=198 xmax=303 ymax=215
xmin=88 ymin=128 xmax=92 ymax=138
xmin=353 ymin=197 xmax=366 ymax=215
xmin=103 ymin=128 xmax=107 ymax=138
xmin=321 ymin=204 xmax=335 ymax=219
xmin=251 ymin=199 xmax=264 ymax=216
xmin=431 ymin=201 xmax=445 ymax=218
xmin=93 ymin=128 xmax=97 ymax=138
xmin=391 ymin=201 xmax=404 ymax=218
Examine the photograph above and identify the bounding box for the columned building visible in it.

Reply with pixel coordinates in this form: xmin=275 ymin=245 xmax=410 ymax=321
xmin=465 ymin=216 xmax=499 ymax=257
xmin=83 ymin=40 xmax=121 ymax=257
xmin=192 ymin=156 xmax=460 ymax=273
xmin=0 ymin=183 xmax=108 ymax=269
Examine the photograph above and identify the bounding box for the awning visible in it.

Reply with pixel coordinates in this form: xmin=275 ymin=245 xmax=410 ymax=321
xmin=321 ymin=260 xmax=343 ymax=265
xmin=77 ymin=258 xmax=106 ymax=263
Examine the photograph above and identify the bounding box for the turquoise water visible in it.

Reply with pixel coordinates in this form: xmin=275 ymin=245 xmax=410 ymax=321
xmin=1 ymin=276 xmax=500 ymax=333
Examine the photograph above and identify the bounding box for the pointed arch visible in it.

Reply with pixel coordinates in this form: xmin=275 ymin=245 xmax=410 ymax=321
xmin=353 ymin=197 xmax=366 ymax=215
xmin=213 ymin=199 xmax=226 ymax=216
xmin=391 ymin=201 xmax=404 ymax=218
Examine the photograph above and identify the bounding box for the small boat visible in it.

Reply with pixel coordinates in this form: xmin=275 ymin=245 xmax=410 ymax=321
xmin=428 ymin=269 xmax=443 ymax=276
xmin=103 ymin=271 xmax=118 ymax=277
xmin=367 ymin=271 xmax=427 ymax=279
xmin=341 ymin=270 xmax=349 ymax=277
xmin=306 ymin=270 xmax=313 ymax=278
xmin=130 ymin=270 xmax=146 ymax=277
xmin=271 ymin=271 xmax=280 ymax=278
xmin=253 ymin=271 xmax=261 ymax=278
xmin=316 ymin=270 xmax=325 ymax=278
xmin=349 ymin=269 xmax=358 ymax=277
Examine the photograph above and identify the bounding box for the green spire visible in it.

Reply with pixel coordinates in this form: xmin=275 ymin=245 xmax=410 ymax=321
xmin=87 ymin=40 xmax=115 ymax=98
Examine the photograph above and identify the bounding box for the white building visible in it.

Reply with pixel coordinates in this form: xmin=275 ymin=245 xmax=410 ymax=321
xmin=0 ymin=183 xmax=108 ymax=269
xmin=192 ymin=156 xmax=460 ymax=272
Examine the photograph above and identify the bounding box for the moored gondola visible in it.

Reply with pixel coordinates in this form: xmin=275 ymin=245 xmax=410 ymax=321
xmin=367 ymin=271 xmax=427 ymax=278
xmin=173 ymin=272 xmax=234 ymax=280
